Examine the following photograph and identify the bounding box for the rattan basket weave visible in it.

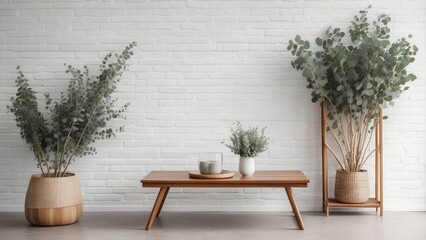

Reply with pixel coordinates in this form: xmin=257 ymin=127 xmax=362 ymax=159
xmin=334 ymin=170 xmax=369 ymax=203
xmin=25 ymin=173 xmax=83 ymax=226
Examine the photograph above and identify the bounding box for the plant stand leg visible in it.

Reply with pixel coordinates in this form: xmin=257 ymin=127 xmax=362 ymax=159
xmin=156 ymin=187 xmax=170 ymax=217
xmin=145 ymin=187 xmax=168 ymax=230
xmin=285 ymin=187 xmax=305 ymax=230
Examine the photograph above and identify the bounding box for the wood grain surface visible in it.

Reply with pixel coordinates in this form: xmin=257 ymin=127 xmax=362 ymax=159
xmin=142 ymin=170 xmax=310 ymax=188
xmin=188 ymin=170 xmax=235 ymax=179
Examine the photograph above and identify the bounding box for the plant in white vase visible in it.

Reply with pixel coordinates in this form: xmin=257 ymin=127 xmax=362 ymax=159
xmin=223 ymin=121 xmax=269 ymax=176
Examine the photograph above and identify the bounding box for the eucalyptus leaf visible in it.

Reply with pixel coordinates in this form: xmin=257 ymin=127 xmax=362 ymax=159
xmin=7 ymin=42 xmax=137 ymax=177
xmin=287 ymin=6 xmax=417 ymax=172
xmin=223 ymin=121 xmax=269 ymax=158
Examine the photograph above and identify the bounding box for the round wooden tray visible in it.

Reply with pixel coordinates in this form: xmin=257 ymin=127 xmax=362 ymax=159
xmin=188 ymin=170 xmax=235 ymax=179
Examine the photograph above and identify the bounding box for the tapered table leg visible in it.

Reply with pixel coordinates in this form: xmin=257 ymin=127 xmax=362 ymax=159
xmin=156 ymin=187 xmax=170 ymax=217
xmin=285 ymin=187 xmax=305 ymax=230
xmin=145 ymin=187 xmax=168 ymax=230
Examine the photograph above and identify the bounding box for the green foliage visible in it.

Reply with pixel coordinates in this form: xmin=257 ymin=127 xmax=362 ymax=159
xmin=289 ymin=6 xmax=417 ymax=116
xmin=223 ymin=121 xmax=269 ymax=158
xmin=7 ymin=42 xmax=137 ymax=177
xmin=288 ymin=6 xmax=418 ymax=172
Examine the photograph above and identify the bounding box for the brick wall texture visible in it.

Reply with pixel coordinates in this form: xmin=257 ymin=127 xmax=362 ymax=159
xmin=0 ymin=0 xmax=425 ymax=211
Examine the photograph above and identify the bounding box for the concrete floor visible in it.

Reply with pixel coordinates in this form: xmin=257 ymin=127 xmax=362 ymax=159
xmin=0 ymin=211 xmax=425 ymax=240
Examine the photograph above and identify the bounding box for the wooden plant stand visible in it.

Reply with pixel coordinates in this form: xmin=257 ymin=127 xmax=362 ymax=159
xmin=321 ymin=102 xmax=384 ymax=216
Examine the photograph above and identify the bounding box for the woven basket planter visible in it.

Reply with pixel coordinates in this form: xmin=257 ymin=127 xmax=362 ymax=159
xmin=334 ymin=170 xmax=369 ymax=203
xmin=25 ymin=173 xmax=83 ymax=226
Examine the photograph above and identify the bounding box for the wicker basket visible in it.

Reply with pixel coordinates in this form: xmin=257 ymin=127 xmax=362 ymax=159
xmin=25 ymin=173 xmax=83 ymax=226
xmin=334 ymin=170 xmax=369 ymax=203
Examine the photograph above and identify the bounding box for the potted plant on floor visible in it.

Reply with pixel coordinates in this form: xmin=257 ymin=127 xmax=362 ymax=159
xmin=223 ymin=121 xmax=269 ymax=176
xmin=288 ymin=6 xmax=418 ymax=203
xmin=7 ymin=42 xmax=137 ymax=225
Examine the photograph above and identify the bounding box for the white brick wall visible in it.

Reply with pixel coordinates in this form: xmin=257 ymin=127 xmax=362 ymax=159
xmin=0 ymin=0 xmax=425 ymax=212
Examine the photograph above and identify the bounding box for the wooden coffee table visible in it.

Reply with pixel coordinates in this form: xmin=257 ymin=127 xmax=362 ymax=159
xmin=141 ymin=170 xmax=310 ymax=230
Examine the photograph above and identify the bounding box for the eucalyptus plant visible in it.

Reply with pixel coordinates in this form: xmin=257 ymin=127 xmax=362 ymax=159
xmin=7 ymin=42 xmax=137 ymax=177
xmin=288 ymin=6 xmax=417 ymax=172
xmin=223 ymin=121 xmax=269 ymax=158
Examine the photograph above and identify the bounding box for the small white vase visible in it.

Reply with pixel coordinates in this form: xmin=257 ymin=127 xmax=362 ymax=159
xmin=239 ymin=156 xmax=255 ymax=176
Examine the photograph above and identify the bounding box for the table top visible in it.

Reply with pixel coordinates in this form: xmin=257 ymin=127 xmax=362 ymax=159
xmin=141 ymin=170 xmax=310 ymax=188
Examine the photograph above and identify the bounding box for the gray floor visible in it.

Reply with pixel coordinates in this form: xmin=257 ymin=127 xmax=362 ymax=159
xmin=1 ymin=211 xmax=425 ymax=240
